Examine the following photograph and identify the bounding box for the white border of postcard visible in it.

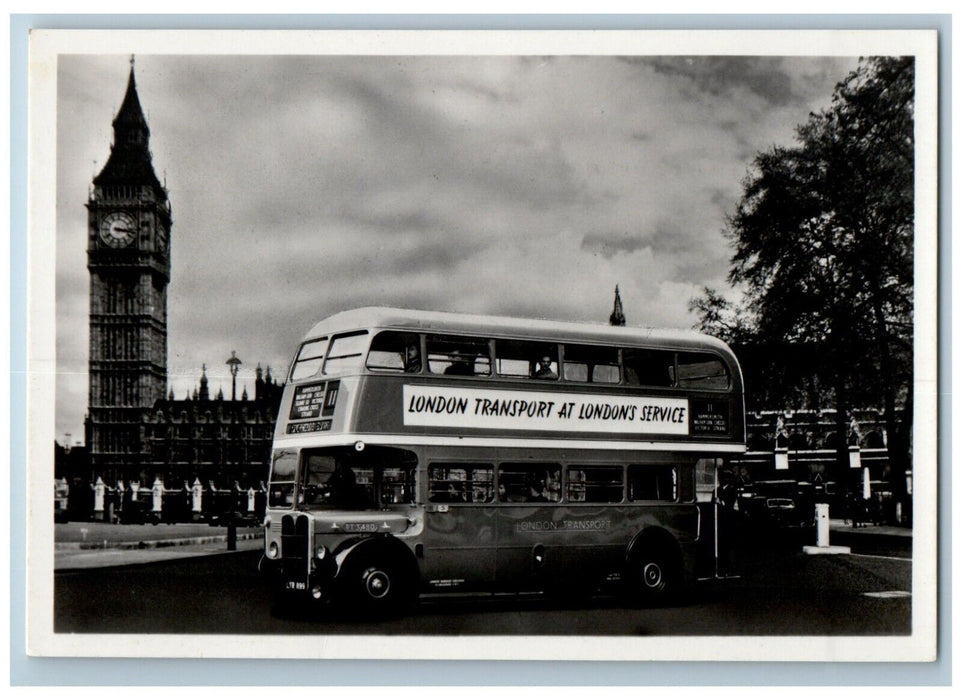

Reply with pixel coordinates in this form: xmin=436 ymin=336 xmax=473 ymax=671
xmin=26 ymin=28 xmax=938 ymax=661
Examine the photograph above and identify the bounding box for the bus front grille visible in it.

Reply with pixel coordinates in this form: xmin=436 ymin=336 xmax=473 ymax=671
xmin=280 ymin=513 xmax=310 ymax=578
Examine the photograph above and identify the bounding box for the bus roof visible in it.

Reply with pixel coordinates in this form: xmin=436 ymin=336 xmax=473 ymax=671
xmin=303 ymin=307 xmax=738 ymax=358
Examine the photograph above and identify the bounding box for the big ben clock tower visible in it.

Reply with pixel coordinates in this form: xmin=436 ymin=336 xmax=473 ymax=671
xmin=86 ymin=59 xmax=171 ymax=482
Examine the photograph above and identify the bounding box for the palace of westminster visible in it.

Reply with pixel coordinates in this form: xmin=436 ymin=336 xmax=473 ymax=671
xmin=55 ymin=63 xmax=897 ymax=501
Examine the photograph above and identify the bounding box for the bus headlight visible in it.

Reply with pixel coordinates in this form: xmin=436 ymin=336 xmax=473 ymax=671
xmin=267 ymin=541 xmax=279 ymax=559
xmin=315 ymin=544 xmax=328 ymax=561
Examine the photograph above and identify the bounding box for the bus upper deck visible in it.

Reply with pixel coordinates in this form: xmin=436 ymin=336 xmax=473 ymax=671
xmin=276 ymin=306 xmax=745 ymax=448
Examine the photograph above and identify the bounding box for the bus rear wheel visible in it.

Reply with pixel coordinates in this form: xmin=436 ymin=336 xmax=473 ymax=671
xmin=625 ymin=545 xmax=679 ymax=606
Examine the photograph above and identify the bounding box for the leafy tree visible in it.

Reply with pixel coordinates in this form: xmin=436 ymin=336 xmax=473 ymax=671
xmin=692 ymin=57 xmax=914 ymax=497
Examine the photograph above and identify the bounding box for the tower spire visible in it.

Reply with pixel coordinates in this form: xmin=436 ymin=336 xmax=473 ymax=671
xmin=199 ymin=363 xmax=210 ymax=401
xmin=93 ymin=57 xmax=161 ymax=191
xmin=609 ymin=285 xmax=626 ymax=326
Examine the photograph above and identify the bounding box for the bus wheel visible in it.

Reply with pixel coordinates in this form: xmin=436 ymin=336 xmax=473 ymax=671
xmin=625 ymin=546 xmax=679 ymax=606
xmin=341 ymin=554 xmax=412 ymax=617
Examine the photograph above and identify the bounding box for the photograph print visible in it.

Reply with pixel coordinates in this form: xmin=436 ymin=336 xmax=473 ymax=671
xmin=27 ymin=29 xmax=938 ymax=662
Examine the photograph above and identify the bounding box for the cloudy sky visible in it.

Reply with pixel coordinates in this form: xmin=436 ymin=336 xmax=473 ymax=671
xmin=55 ymin=50 xmax=860 ymax=441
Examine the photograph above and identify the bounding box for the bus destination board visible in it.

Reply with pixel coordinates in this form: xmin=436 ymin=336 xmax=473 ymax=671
xmin=290 ymin=382 xmax=326 ymax=420
xmin=689 ymin=399 xmax=730 ymax=435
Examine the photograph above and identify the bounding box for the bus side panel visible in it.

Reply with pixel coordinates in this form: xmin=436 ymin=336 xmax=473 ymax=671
xmin=495 ymin=505 xmax=558 ymax=590
xmin=623 ymin=504 xmax=702 ymax=578
xmin=420 ymin=505 xmax=497 ymax=591
xmin=550 ymin=505 xmax=627 ymax=589
xmin=494 ymin=505 xmax=627 ymax=591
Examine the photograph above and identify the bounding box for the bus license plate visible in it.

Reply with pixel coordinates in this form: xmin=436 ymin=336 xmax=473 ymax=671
xmin=285 ymin=581 xmax=307 ymax=591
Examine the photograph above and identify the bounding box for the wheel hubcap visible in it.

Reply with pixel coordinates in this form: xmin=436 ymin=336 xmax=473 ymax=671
xmin=642 ymin=562 xmax=663 ymax=589
xmin=364 ymin=568 xmax=391 ymax=599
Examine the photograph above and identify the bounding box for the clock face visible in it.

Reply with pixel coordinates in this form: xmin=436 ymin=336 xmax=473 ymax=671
xmin=99 ymin=211 xmax=137 ymax=248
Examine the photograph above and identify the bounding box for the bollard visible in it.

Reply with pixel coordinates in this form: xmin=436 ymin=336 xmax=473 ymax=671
xmin=802 ymin=502 xmax=850 ymax=555
xmin=227 ymin=521 xmax=237 ymax=551
xmin=191 ymin=478 xmax=203 ymax=521
xmin=93 ymin=477 xmax=106 ymax=521
xmin=152 ymin=478 xmax=164 ymax=522
xmin=815 ymin=502 xmax=830 ymax=547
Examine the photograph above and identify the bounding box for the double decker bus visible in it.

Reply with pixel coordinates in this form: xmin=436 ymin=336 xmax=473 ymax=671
xmin=261 ymin=307 xmax=745 ymax=616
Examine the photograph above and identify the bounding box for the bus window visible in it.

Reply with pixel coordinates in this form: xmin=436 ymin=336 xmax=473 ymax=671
xmin=268 ymin=450 xmax=298 ymax=507
xmin=495 ymin=340 xmax=558 ymax=380
xmin=429 ymin=463 xmax=495 ymax=503
xmin=366 ymin=331 xmax=421 ymax=373
xmin=567 ymin=465 xmax=624 ymax=503
xmin=627 ymin=464 xmax=678 ymax=502
xmin=426 ymin=334 xmax=491 ymax=376
xmin=380 ymin=466 xmax=416 ymax=505
xmin=623 ymin=348 xmax=675 ymax=387
xmin=323 ymin=331 xmax=370 ymax=375
xmin=300 ymin=447 xmax=416 ymax=508
xmin=676 ymin=352 xmax=730 ymax=390
xmin=694 ymin=457 xmax=720 ymax=502
xmin=498 ymin=463 xmax=561 ymax=503
xmin=562 ymin=344 xmax=621 ymax=384
xmin=290 ymin=337 xmax=328 ymax=381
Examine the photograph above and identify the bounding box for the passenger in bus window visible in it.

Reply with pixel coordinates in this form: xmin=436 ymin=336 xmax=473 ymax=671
xmin=526 ymin=474 xmax=549 ymax=502
xmin=404 ymin=344 xmax=421 ymax=373
xmin=533 ymin=356 xmax=558 ymax=380
xmin=545 ymin=471 xmax=562 ymax=502
xmin=444 ymin=355 xmax=474 ymax=376
xmin=441 ymin=482 xmax=465 ymax=503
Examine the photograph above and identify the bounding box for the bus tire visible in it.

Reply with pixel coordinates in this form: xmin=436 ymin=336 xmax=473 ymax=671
xmin=340 ymin=552 xmax=414 ymax=618
xmin=624 ymin=542 xmax=680 ymax=607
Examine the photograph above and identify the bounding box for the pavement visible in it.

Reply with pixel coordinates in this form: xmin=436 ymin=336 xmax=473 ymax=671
xmin=53 ymin=517 xmax=911 ymax=571
xmin=827 ymin=518 xmax=913 ymax=539
xmin=54 ymin=521 xmax=265 ymax=570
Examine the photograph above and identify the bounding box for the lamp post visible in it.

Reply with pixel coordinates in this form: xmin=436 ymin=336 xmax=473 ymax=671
xmin=226 ymin=351 xmax=242 ymax=402
xmin=224 ymin=351 xmax=242 ymax=550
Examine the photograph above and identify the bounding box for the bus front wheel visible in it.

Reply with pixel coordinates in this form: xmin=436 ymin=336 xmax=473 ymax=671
xmin=340 ymin=553 xmax=413 ymax=617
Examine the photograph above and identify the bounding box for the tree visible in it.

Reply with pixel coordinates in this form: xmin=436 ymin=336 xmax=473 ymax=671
xmin=691 ymin=57 xmax=914 ymax=497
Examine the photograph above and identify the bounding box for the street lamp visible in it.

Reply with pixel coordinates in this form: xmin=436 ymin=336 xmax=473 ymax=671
xmin=226 ymin=351 xmax=242 ymax=402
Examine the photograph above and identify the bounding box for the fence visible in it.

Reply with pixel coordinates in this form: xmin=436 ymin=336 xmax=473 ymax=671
xmin=54 ymin=476 xmax=267 ymax=526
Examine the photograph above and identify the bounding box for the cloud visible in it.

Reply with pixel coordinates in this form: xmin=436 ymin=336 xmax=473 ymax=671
xmin=641 ymin=56 xmax=803 ymax=107
xmin=54 ymin=53 xmax=859 ymax=439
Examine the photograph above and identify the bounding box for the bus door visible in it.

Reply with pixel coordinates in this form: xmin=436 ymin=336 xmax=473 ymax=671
xmin=421 ymin=463 xmax=497 ymax=591
xmin=494 ymin=463 xmax=566 ymax=590
xmin=695 ymin=457 xmax=737 ymax=578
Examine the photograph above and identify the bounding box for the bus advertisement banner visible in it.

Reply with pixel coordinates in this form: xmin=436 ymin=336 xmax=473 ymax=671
xmin=402 ymin=384 xmax=689 ymax=435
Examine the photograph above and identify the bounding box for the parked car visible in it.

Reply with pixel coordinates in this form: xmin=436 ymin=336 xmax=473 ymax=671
xmin=737 ymin=479 xmax=816 ymax=529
